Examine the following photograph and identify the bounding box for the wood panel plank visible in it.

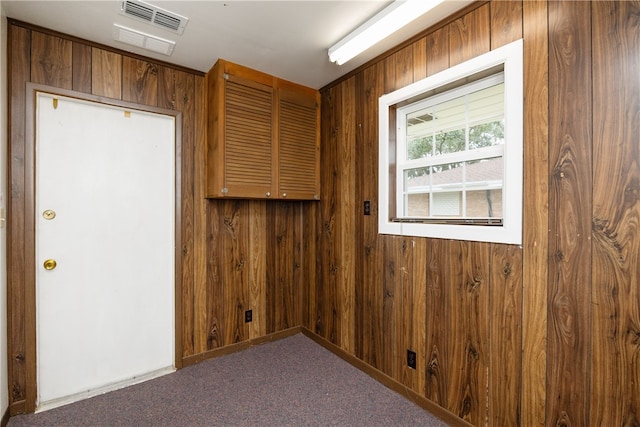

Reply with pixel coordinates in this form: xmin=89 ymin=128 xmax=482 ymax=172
xmin=446 ymin=241 xmax=489 ymax=425
xmin=273 ymin=201 xmax=297 ymax=331
xmin=192 ymin=74 xmax=207 ymax=356
xmin=222 ymin=200 xmax=250 ymax=345
xmin=248 ymin=201 xmax=267 ymax=339
xmin=426 ymin=26 xmax=450 ymax=77
xmin=207 ymin=200 xmax=223 ymax=350
xmin=521 ymin=1 xmax=549 ymax=425
xmin=157 ymin=67 xmax=175 ymax=110
xmin=490 ymin=0 xmax=523 ymax=49
xmin=424 ymin=238 xmax=449 ymax=407
xmin=591 ymin=1 xmax=640 ymax=425
xmin=382 ymin=236 xmax=401 ymax=379
xmin=301 ymin=202 xmax=317 ymax=331
xmin=91 ymin=48 xmax=122 ymax=99
xmin=174 ymin=70 xmax=196 ymax=358
xmin=396 ymin=237 xmax=412 ymax=384
xmin=30 ymin=31 xmax=72 ymax=89
xmin=353 ymin=72 xmax=365 ymax=360
xmin=292 ymin=203 xmax=303 ymax=328
xmin=407 ymin=237 xmax=426 ymax=395
xmin=412 ymin=37 xmax=427 ymax=82
xmin=339 ymin=77 xmax=356 ymax=353
xmin=265 ymin=201 xmax=277 ymax=335
xmin=385 ymin=45 xmax=413 ymax=93
xmin=122 ymin=57 xmax=158 ymax=106
xmin=360 ymin=62 xmax=385 ymax=371
xmin=547 ymin=2 xmax=592 ymax=425
xmin=449 ymin=3 xmax=491 ymax=66
xmin=316 ymin=85 xmax=339 ymax=343
xmin=72 ymin=42 xmax=92 ymax=93
xmin=7 ymin=23 xmax=31 ymax=411
xmin=489 ymin=244 xmax=523 ymax=425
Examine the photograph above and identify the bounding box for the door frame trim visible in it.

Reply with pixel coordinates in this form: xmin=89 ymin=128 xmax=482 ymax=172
xmin=23 ymin=83 xmax=183 ymax=412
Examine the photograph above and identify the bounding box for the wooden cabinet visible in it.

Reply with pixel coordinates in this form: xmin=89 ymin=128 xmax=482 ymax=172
xmin=206 ymin=59 xmax=320 ymax=200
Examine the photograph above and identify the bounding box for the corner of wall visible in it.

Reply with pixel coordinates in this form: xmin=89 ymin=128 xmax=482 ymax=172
xmin=0 ymin=1 xmax=10 ymax=424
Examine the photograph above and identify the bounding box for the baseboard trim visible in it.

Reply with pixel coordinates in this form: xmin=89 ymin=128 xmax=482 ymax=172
xmin=8 ymin=400 xmax=25 ymax=417
xmin=181 ymin=326 xmax=303 ymax=367
xmin=300 ymin=327 xmax=473 ymax=427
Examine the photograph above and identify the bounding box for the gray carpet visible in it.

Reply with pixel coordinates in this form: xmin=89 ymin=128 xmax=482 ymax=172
xmin=8 ymin=333 xmax=449 ymax=426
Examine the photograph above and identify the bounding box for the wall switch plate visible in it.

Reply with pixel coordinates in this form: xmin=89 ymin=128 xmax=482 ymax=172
xmin=245 ymin=309 xmax=252 ymax=323
xmin=407 ymin=349 xmax=416 ymax=369
xmin=364 ymin=200 xmax=371 ymax=215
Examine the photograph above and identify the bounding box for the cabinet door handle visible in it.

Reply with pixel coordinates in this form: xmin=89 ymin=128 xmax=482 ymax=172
xmin=266 ymin=192 xmax=271 ymax=198
xmin=282 ymin=193 xmax=287 ymax=198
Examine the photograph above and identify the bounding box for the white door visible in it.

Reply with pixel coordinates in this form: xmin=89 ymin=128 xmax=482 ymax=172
xmin=35 ymin=92 xmax=175 ymax=410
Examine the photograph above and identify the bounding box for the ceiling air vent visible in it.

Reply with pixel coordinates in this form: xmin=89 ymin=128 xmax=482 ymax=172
xmin=120 ymin=0 xmax=189 ymax=34
xmin=114 ymin=24 xmax=176 ymax=56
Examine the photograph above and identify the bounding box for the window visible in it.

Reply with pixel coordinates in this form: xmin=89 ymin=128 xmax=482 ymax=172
xmin=379 ymin=39 xmax=523 ymax=244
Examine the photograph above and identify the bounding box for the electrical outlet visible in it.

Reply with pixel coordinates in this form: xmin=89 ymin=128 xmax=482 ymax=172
xmin=245 ymin=309 xmax=252 ymax=323
xmin=364 ymin=200 xmax=371 ymax=215
xmin=407 ymin=349 xmax=416 ymax=369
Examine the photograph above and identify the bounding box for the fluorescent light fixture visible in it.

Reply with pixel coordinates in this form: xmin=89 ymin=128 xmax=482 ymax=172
xmin=328 ymin=0 xmax=445 ymax=65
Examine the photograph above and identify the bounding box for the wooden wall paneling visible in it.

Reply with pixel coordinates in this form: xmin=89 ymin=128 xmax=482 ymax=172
xmin=425 ymin=26 xmax=450 ymax=77
xmin=339 ymin=77 xmax=356 ymax=353
xmin=30 ymin=31 xmax=72 ymax=89
xmin=407 ymin=238 xmax=427 ymax=395
xmin=122 ymin=57 xmax=158 ymax=106
xmin=381 ymin=236 xmax=402 ymax=379
xmin=384 ymin=45 xmax=413 ymax=93
xmin=397 ymin=237 xmax=413 ymax=386
xmin=487 ymin=2 xmax=524 ymax=424
xmin=272 ymin=201 xmax=297 ymax=331
xmin=548 ymin=2 xmax=593 ymax=425
xmin=412 ymin=37 xmax=427 ymax=81
xmin=157 ymin=67 xmax=176 ymax=110
xmin=301 ymin=202 xmax=317 ymax=331
xmin=590 ymin=1 xmax=640 ymax=425
xmin=175 ymin=70 xmax=197 ymax=360
xmin=7 ymin=23 xmax=31 ymax=413
xmin=353 ymin=72 xmax=365 ymax=361
xmin=446 ymin=241 xmax=489 ymax=425
xmin=265 ymin=202 xmax=276 ymax=334
xmin=248 ymin=201 xmax=267 ymax=339
xmin=72 ymin=42 xmax=92 ymax=93
xmin=207 ymin=200 xmax=223 ymax=350
xmin=449 ymin=3 xmax=491 ymax=67
xmin=221 ymin=200 xmax=250 ymax=345
xmin=521 ymin=1 xmax=549 ymax=425
xmin=193 ymin=76 xmax=208 ymax=355
xmin=360 ymin=62 xmax=384 ymax=371
xmin=157 ymin=66 xmax=189 ymax=353
xmin=291 ymin=203 xmax=303 ymax=328
xmin=489 ymin=0 xmax=523 ymax=49
xmin=488 ymin=244 xmax=523 ymax=425
xmin=424 ymin=238 xmax=449 ymax=407
xmin=316 ymin=85 xmax=339 ymax=343
xmin=91 ymin=48 xmax=122 ymax=99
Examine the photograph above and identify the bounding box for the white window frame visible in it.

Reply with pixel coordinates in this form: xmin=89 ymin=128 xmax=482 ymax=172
xmin=378 ymin=38 xmax=523 ymax=245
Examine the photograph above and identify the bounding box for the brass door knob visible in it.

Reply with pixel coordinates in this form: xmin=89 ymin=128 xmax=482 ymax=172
xmin=43 ymin=209 xmax=56 ymax=220
xmin=43 ymin=259 xmax=57 ymax=270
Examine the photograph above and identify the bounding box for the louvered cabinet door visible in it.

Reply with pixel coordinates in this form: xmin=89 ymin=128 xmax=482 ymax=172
xmin=206 ymin=58 xmax=320 ymax=200
xmin=277 ymin=86 xmax=320 ymax=200
xmin=222 ymin=74 xmax=276 ymax=198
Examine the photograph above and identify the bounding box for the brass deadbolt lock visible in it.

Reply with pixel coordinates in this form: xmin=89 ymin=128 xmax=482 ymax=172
xmin=43 ymin=209 xmax=56 ymax=220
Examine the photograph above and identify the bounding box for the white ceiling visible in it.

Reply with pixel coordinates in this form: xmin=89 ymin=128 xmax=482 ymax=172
xmin=1 ymin=0 xmax=472 ymax=89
